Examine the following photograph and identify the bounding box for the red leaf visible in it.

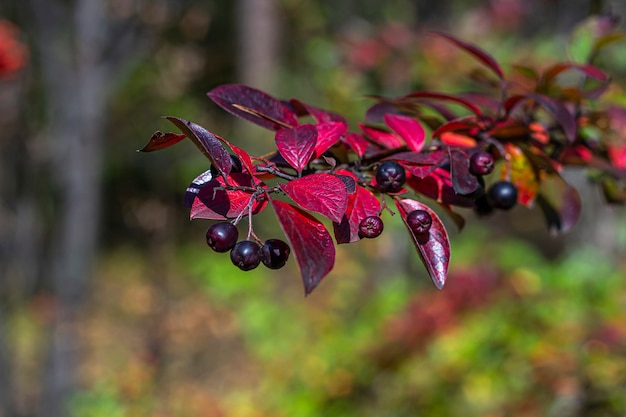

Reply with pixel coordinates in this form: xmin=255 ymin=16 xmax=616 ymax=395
xmin=314 ymin=121 xmax=348 ymax=158
xmin=343 ymin=132 xmax=371 ymax=157
xmin=281 ymin=174 xmax=348 ymax=223
xmin=384 ymin=113 xmax=426 ymax=152
xmin=190 ymin=173 xmax=267 ymax=220
xmin=359 ymin=123 xmax=404 ymax=149
xmin=433 ymin=32 xmax=504 ymax=80
xmin=275 ymin=124 xmax=317 ymax=173
xmin=448 ymin=148 xmax=479 ymax=195
xmin=165 ymin=117 xmax=233 ymax=176
xmin=138 ymin=131 xmax=186 ymax=152
xmin=333 ymin=185 xmax=381 ymax=244
xmin=208 ymin=84 xmax=299 ymax=131
xmin=395 ymin=198 xmax=450 ymax=289
xmin=271 ymin=199 xmax=335 ymax=295
xmin=215 ymin=135 xmax=256 ymax=176
xmin=407 ymin=168 xmax=474 ymax=207
xmin=387 ymin=150 xmax=447 ymax=166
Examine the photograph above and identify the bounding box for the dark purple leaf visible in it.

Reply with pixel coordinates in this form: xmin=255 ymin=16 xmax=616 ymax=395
xmin=190 ymin=173 xmax=267 ymax=220
xmin=165 ymin=117 xmax=233 ymax=176
xmin=448 ymin=148 xmax=479 ymax=195
xmin=395 ymin=198 xmax=450 ymax=289
xmin=139 ymin=131 xmax=186 ymax=152
xmin=208 ymin=84 xmax=299 ymax=131
xmin=407 ymin=168 xmax=474 ymax=207
xmin=384 ymin=113 xmax=426 ymax=152
xmin=281 ymin=174 xmax=348 ymax=223
xmin=275 ymin=124 xmax=317 ymax=173
xmin=271 ymin=199 xmax=335 ymax=295
xmin=433 ymin=31 xmax=504 ymax=80
xmin=387 ymin=150 xmax=447 ymax=166
xmin=314 ymin=122 xmax=348 ymax=158
xmin=184 ymin=169 xmax=213 ymax=208
xmin=334 ymin=173 xmax=357 ymax=194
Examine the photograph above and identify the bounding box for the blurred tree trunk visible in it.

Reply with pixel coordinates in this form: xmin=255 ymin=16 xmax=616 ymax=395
xmin=28 ymin=1 xmax=109 ymax=416
xmin=236 ymin=0 xmax=281 ymax=90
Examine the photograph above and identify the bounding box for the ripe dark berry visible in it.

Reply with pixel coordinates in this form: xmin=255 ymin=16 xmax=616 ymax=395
xmin=358 ymin=216 xmax=384 ymax=239
xmin=206 ymin=222 xmax=238 ymax=252
xmin=469 ymin=151 xmax=495 ymax=176
xmin=260 ymin=239 xmax=291 ymax=269
xmin=375 ymin=161 xmax=406 ymax=193
xmin=230 ymin=240 xmax=261 ymax=271
xmin=406 ymin=209 xmax=432 ymax=235
xmin=487 ymin=180 xmax=518 ymax=210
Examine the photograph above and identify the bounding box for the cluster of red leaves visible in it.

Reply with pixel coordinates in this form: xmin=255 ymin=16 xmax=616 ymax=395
xmin=0 ymin=20 xmax=27 ymax=78
xmin=141 ymin=23 xmax=626 ymax=295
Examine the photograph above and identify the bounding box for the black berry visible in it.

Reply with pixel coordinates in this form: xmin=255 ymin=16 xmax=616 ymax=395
xmin=469 ymin=151 xmax=495 ymax=176
xmin=406 ymin=210 xmax=432 ymax=235
xmin=260 ymin=239 xmax=291 ymax=269
xmin=487 ymin=180 xmax=518 ymax=210
xmin=230 ymin=240 xmax=261 ymax=271
xmin=206 ymin=222 xmax=238 ymax=252
xmin=375 ymin=161 xmax=406 ymax=193
xmin=358 ymin=216 xmax=384 ymax=239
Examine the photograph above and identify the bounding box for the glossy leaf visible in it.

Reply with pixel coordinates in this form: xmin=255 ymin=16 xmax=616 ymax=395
xmin=139 ymin=131 xmax=186 ymax=152
xmin=271 ymin=199 xmax=335 ymax=295
xmin=184 ymin=169 xmax=213 ymax=208
xmin=314 ymin=122 xmax=347 ymax=158
xmin=165 ymin=117 xmax=233 ymax=176
xmin=190 ymin=173 xmax=267 ymax=220
xmin=395 ymin=198 xmax=450 ymax=290
xmin=384 ymin=113 xmax=426 ymax=152
xmin=208 ymin=84 xmax=299 ymax=131
xmin=433 ymin=31 xmax=504 ymax=80
xmin=275 ymin=124 xmax=317 ymax=173
xmin=448 ymin=148 xmax=479 ymax=195
xmin=281 ymin=174 xmax=349 ymax=223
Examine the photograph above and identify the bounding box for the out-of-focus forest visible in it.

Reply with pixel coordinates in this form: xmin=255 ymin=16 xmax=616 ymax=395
xmin=1 ymin=0 xmax=626 ymax=416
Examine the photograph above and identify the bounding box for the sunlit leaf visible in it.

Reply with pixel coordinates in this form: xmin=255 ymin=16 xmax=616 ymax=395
xmin=359 ymin=123 xmax=404 ymax=149
xmin=395 ymin=198 xmax=450 ymax=289
xmin=208 ymin=84 xmax=299 ymax=131
xmin=343 ymin=132 xmax=371 ymax=157
xmin=384 ymin=113 xmax=426 ymax=152
xmin=281 ymin=174 xmax=349 ymax=223
xmin=314 ymin=121 xmax=347 ymax=158
xmin=271 ymin=199 xmax=335 ymax=295
xmin=275 ymin=124 xmax=317 ymax=173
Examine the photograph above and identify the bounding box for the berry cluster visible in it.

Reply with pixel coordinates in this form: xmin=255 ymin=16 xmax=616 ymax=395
xmin=206 ymin=222 xmax=291 ymax=271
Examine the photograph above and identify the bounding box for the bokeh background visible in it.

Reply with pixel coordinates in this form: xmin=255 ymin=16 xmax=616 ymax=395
xmin=1 ymin=1 xmax=626 ymax=416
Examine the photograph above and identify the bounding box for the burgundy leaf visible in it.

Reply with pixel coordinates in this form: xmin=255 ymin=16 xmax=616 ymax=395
xmin=281 ymin=173 xmax=348 ymax=223
xmin=359 ymin=123 xmax=404 ymax=149
xmin=190 ymin=173 xmax=267 ymax=220
xmin=431 ymin=118 xmax=480 ymax=140
xmin=333 ymin=184 xmax=381 ymax=244
xmin=384 ymin=113 xmax=426 ymax=152
xmin=314 ymin=121 xmax=348 ymax=158
xmin=387 ymin=150 xmax=447 ymax=166
xmin=365 ymin=101 xmax=403 ymax=124
xmin=401 ymin=91 xmax=483 ymax=116
xmin=215 ymin=135 xmax=255 ymax=176
xmin=208 ymin=84 xmax=299 ymax=131
xmin=505 ymin=94 xmax=577 ymax=142
xmin=433 ymin=31 xmax=504 ymax=80
xmin=289 ymin=99 xmax=348 ymax=124
xmin=275 ymin=124 xmax=318 ymax=173
xmin=541 ymin=63 xmax=610 ymax=86
xmin=184 ymin=169 xmax=213 ymax=208
xmin=343 ymin=132 xmax=371 ymax=157
xmin=404 ymin=164 xmax=438 ymax=179
xmin=139 ymin=131 xmax=186 ymax=152
xmin=448 ymin=148 xmax=479 ymax=195
xmin=165 ymin=117 xmax=233 ymax=176
xmin=395 ymin=198 xmax=450 ymax=289
xmin=271 ymin=199 xmax=335 ymax=295
xmin=536 ymin=173 xmax=582 ymax=234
